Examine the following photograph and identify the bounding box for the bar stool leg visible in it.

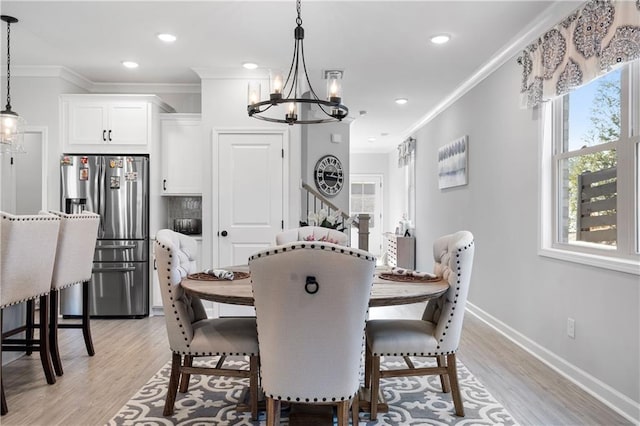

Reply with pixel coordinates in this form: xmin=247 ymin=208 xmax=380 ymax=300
xmin=25 ymin=300 xmax=34 ymax=356
xmin=39 ymin=295 xmax=56 ymax=385
xmin=81 ymin=281 xmax=95 ymax=356
xmin=1 ymin=310 xmax=7 ymax=415
xmin=49 ymin=289 xmax=64 ymax=376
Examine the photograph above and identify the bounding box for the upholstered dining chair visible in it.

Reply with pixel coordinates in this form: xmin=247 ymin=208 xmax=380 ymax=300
xmin=45 ymin=211 xmax=100 ymax=376
xmin=275 ymin=226 xmax=348 ymax=246
xmin=0 ymin=211 xmax=61 ymax=415
xmin=249 ymin=242 xmax=376 ymax=425
xmin=364 ymin=230 xmax=475 ymax=419
xmin=154 ymin=229 xmax=260 ymax=420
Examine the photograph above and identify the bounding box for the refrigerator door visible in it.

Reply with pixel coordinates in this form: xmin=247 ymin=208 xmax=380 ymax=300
xmin=89 ymin=261 xmax=149 ymax=317
xmin=101 ymin=156 xmax=148 ymax=239
xmin=60 ymin=155 xmax=101 ymax=214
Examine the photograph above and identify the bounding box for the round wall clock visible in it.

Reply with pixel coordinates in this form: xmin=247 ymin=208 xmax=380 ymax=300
xmin=314 ymin=154 xmax=344 ymax=197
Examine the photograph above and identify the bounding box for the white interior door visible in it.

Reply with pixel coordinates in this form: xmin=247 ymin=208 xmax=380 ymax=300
xmin=217 ymin=131 xmax=284 ymax=316
xmin=350 ymin=174 xmax=383 ymax=258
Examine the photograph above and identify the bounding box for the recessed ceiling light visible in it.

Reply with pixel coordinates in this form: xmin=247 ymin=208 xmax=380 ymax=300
xmin=157 ymin=33 xmax=177 ymax=43
xmin=395 ymin=98 xmax=408 ymax=105
xmin=243 ymin=62 xmax=258 ymax=70
xmin=121 ymin=61 xmax=139 ymax=69
xmin=431 ymin=34 xmax=450 ymax=45
xmin=368 ymin=137 xmax=376 ymax=142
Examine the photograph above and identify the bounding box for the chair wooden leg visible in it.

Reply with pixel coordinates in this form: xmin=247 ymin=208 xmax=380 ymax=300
xmin=38 ymin=295 xmax=56 ymax=385
xmin=1 ymin=379 xmax=7 ymax=415
xmin=266 ymin=396 xmax=280 ymax=426
xmin=81 ymin=281 xmax=95 ymax=356
xmin=179 ymin=355 xmax=193 ymax=393
xmin=370 ymin=355 xmax=380 ymax=420
xmin=437 ymin=355 xmax=450 ymax=393
xmin=249 ymin=355 xmax=259 ymax=421
xmin=446 ymin=353 xmax=464 ymax=416
xmin=163 ymin=353 xmax=182 ymax=416
xmin=364 ymin=342 xmax=371 ymax=389
xmin=49 ymin=289 xmax=63 ymax=376
xmin=337 ymin=400 xmax=349 ymax=426
xmin=25 ymin=300 xmax=34 ymax=356
xmin=351 ymin=393 xmax=360 ymax=425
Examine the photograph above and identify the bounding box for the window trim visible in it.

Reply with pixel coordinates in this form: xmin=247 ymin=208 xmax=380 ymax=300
xmin=539 ymin=61 xmax=640 ymax=275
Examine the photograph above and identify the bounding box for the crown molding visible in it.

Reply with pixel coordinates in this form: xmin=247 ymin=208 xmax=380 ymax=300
xmin=6 ymin=65 xmax=93 ymax=91
xmin=401 ymin=0 xmax=583 ymax=141
xmin=91 ymin=82 xmax=201 ymax=94
xmin=4 ymin=65 xmax=200 ymax=94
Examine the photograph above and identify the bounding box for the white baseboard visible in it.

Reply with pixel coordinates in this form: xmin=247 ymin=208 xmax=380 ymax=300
xmin=465 ymin=302 xmax=640 ymax=424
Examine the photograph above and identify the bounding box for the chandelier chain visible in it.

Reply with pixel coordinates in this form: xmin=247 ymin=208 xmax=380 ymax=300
xmin=5 ymin=19 xmax=11 ymax=109
xmin=296 ymin=0 xmax=302 ymax=26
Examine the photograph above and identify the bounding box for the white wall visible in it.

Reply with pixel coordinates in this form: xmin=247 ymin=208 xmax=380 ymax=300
xmin=388 ymin=56 xmax=639 ymax=420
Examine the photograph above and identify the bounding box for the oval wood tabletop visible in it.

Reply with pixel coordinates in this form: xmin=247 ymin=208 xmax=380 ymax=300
xmin=181 ymin=266 xmax=449 ymax=308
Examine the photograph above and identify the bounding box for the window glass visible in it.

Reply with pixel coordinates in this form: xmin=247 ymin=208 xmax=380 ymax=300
xmin=565 ymin=70 xmax=621 ymax=152
xmin=557 ymin=69 xmax=622 ymax=248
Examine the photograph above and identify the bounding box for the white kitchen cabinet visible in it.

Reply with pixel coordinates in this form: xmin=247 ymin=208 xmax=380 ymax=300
xmin=60 ymin=94 xmax=174 ymax=154
xmin=160 ymin=114 xmax=202 ymax=195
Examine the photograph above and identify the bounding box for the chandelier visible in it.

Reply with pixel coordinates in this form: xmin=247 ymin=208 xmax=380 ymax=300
xmin=0 ymin=15 xmax=25 ymax=154
xmin=247 ymin=0 xmax=348 ymax=125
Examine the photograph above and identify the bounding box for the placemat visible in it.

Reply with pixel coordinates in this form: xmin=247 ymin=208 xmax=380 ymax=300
xmin=378 ymin=273 xmax=440 ymax=283
xmin=187 ymin=271 xmax=250 ymax=281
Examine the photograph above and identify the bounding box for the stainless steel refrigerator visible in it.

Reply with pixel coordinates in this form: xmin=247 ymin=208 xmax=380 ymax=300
xmin=60 ymin=154 xmax=149 ymax=318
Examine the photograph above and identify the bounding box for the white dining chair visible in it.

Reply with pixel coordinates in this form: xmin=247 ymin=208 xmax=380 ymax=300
xmin=47 ymin=211 xmax=100 ymax=376
xmin=0 ymin=212 xmax=61 ymax=415
xmin=364 ymin=230 xmax=475 ymax=419
xmin=249 ymin=242 xmax=376 ymax=425
xmin=154 ymin=229 xmax=260 ymax=420
xmin=275 ymin=226 xmax=348 ymax=245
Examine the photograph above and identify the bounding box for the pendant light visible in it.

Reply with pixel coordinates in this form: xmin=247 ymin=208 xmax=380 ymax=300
xmin=247 ymin=0 xmax=348 ymax=125
xmin=1 ymin=15 xmax=25 ymax=154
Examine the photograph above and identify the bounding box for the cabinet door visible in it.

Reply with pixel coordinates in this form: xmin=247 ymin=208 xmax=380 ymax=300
xmin=68 ymin=101 xmax=108 ymax=145
xmin=161 ymin=118 xmax=202 ymax=194
xmin=108 ymin=102 xmax=150 ymax=145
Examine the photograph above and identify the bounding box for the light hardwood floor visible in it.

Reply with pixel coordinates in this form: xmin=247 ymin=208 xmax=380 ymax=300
xmin=1 ymin=310 xmax=633 ymax=426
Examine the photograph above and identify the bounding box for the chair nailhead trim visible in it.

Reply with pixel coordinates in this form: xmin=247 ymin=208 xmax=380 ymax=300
xmin=248 ymin=242 xmax=376 ymax=263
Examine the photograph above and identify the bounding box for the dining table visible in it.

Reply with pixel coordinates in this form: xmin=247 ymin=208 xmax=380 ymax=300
xmin=181 ymin=265 xmax=449 ymax=308
xmin=180 ymin=265 xmax=450 ymax=423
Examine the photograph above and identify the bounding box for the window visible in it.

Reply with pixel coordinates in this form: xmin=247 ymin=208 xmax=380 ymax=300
xmin=541 ymin=61 xmax=639 ymax=273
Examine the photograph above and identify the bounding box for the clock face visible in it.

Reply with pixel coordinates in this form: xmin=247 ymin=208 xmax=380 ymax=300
xmin=314 ymin=155 xmax=344 ymax=197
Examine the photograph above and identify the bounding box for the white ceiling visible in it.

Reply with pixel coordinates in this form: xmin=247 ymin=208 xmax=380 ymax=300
xmin=0 ymin=0 xmax=581 ymax=153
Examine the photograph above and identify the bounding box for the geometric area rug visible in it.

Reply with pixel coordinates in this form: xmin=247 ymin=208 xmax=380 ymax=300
xmin=107 ymin=356 xmax=518 ymax=425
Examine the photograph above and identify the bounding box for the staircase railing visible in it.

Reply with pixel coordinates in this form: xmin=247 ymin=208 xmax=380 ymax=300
xmin=301 ymin=182 xmax=370 ymax=251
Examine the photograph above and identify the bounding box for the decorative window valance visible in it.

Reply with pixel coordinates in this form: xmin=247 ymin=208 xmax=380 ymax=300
xmin=518 ymin=0 xmax=640 ymax=108
xmin=397 ymin=137 xmax=416 ymax=167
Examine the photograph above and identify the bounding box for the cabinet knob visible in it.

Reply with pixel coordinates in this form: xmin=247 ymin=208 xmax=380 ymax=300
xmin=220 ymin=230 xmax=228 ymax=237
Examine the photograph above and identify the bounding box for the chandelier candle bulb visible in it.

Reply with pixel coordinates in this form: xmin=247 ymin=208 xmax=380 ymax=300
xmin=326 ymin=70 xmax=343 ymax=104
xmin=270 ymin=71 xmax=284 ymax=100
xmin=247 ymin=82 xmax=261 ymax=108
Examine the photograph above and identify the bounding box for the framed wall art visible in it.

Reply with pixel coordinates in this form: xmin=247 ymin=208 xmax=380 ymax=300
xmin=438 ymin=135 xmax=468 ymax=189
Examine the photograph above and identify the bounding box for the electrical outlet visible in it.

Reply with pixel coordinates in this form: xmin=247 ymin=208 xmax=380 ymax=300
xmin=567 ymin=318 xmax=576 ymax=339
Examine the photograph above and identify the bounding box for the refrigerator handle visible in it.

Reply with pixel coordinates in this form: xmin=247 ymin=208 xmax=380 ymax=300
xmin=98 ymin=157 xmax=106 ymax=234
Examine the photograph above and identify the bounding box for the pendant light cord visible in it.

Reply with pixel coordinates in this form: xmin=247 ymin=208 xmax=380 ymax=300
xmin=5 ymin=20 xmax=11 ymax=110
